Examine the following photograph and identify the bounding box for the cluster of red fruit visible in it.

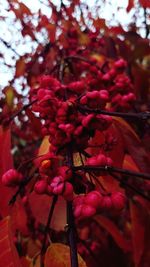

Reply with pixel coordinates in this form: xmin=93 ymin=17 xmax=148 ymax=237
xmin=73 ymin=191 xmax=126 ymax=221
xmin=2 ymin=56 xmax=134 ymax=224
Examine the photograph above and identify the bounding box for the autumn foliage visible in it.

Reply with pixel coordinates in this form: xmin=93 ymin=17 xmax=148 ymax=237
xmin=0 ymin=1 xmax=150 ymax=267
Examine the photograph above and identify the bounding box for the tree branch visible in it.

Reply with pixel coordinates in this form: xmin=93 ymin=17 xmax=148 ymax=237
xmin=77 ymin=105 xmax=150 ymax=121
xmin=59 ymin=60 xmax=79 ymax=267
xmin=109 ymin=171 xmax=150 ymax=201
xmin=40 ymin=195 xmax=58 ymax=267
xmin=72 ymin=165 xmax=150 ymax=180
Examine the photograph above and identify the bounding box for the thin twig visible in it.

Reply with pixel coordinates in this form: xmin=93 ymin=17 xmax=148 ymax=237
xmin=40 ymin=195 xmax=58 ymax=267
xmin=109 ymin=171 xmax=150 ymax=201
xmin=8 ymin=173 xmax=36 ymax=205
xmin=64 ymin=55 xmax=103 ymax=72
xmin=77 ymin=105 xmax=150 ymax=121
xmin=72 ymin=165 xmax=150 ymax=180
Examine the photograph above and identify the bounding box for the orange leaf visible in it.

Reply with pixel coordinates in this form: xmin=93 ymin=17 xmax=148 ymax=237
xmin=0 ymin=216 xmax=22 ymax=267
xmin=113 ymin=117 xmax=150 ymax=173
xmin=15 ymin=57 xmax=26 ymax=77
xmin=19 ymin=3 xmax=32 ymax=16
xmin=94 ymin=215 xmax=132 ymax=252
xmin=44 ymin=243 xmax=87 ymax=267
xmin=27 ymin=239 xmax=41 ymax=258
xmin=29 ymin=193 xmax=66 ymax=231
xmin=123 ymin=154 xmax=139 ymax=172
xmin=34 ymin=136 xmax=50 ymax=167
xmin=38 ymin=136 xmax=50 ymax=156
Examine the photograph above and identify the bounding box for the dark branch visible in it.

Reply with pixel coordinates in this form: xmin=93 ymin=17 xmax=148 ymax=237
xmin=72 ymin=165 xmax=150 ymax=180
xmin=77 ymin=105 xmax=150 ymax=121
xmin=64 ymin=55 xmax=103 ymax=72
xmin=59 ymin=59 xmax=79 ymax=267
xmin=109 ymin=171 xmax=150 ymax=201
xmin=40 ymin=195 xmax=58 ymax=267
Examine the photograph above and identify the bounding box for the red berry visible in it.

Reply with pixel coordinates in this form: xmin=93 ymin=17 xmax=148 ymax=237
xmin=34 ymin=180 xmax=47 ymax=194
xmin=101 ymin=196 xmax=112 ymax=209
xmin=111 ymin=192 xmax=126 ymax=210
xmin=85 ymin=191 xmax=102 ymax=209
xmin=2 ymin=169 xmax=23 ymax=187
xmin=81 ymin=205 xmax=96 ymax=218
xmin=63 ymin=182 xmax=73 ymax=201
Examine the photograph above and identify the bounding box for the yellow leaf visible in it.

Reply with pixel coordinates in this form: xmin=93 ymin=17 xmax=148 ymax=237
xmin=4 ymin=86 xmax=15 ymax=108
xmin=38 ymin=136 xmax=50 ymax=156
xmin=44 ymin=243 xmax=87 ymax=267
xmin=91 ymin=53 xmax=105 ymax=64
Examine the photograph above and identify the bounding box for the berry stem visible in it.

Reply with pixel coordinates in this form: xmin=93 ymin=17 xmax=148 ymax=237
xmin=2 ymin=99 xmax=37 ymax=125
xmin=109 ymin=171 xmax=150 ymax=201
xmin=72 ymin=165 xmax=150 ymax=180
xmin=77 ymin=105 xmax=150 ymax=121
xmin=64 ymin=55 xmax=103 ymax=72
xmin=67 ymin=201 xmax=79 ymax=267
xmin=40 ymin=195 xmax=58 ymax=266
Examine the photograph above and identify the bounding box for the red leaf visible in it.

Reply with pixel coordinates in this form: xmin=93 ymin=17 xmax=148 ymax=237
xmin=0 ymin=216 xmax=22 ymax=267
xmin=26 ymin=109 xmax=42 ymax=137
xmin=0 ymin=126 xmax=13 ymax=175
xmin=109 ymin=26 xmax=125 ymax=35
xmin=113 ymin=118 xmax=150 ymax=173
xmin=127 ymin=0 xmax=134 ymax=12
xmin=95 ymin=215 xmax=132 ymax=252
xmin=29 ymin=193 xmax=66 ymax=231
xmin=0 ymin=126 xmax=14 ymax=216
xmin=93 ymin=18 xmax=107 ymax=30
xmin=139 ymin=0 xmax=150 ymax=8
xmin=10 ymin=200 xmax=29 ymax=236
xmin=20 ymin=257 xmax=31 ymax=267
xmin=130 ymin=200 xmax=150 ymax=266
xmin=88 ymin=125 xmax=125 ymax=192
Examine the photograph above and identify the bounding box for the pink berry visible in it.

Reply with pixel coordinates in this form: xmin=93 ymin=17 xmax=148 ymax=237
xmin=85 ymin=191 xmax=102 ymax=209
xmin=2 ymin=169 xmax=23 ymax=187
xmin=111 ymin=192 xmax=126 ymax=210
xmin=81 ymin=205 xmax=96 ymax=218
xmin=34 ymin=180 xmax=47 ymax=194
xmin=63 ymin=182 xmax=73 ymax=201
xmin=101 ymin=196 xmax=112 ymax=209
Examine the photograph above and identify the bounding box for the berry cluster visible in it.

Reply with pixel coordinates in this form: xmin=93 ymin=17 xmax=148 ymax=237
xmin=73 ymin=191 xmax=126 ymax=221
xmin=86 ymin=153 xmax=113 ymax=167
xmin=2 ymin=55 xmax=134 ymax=231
